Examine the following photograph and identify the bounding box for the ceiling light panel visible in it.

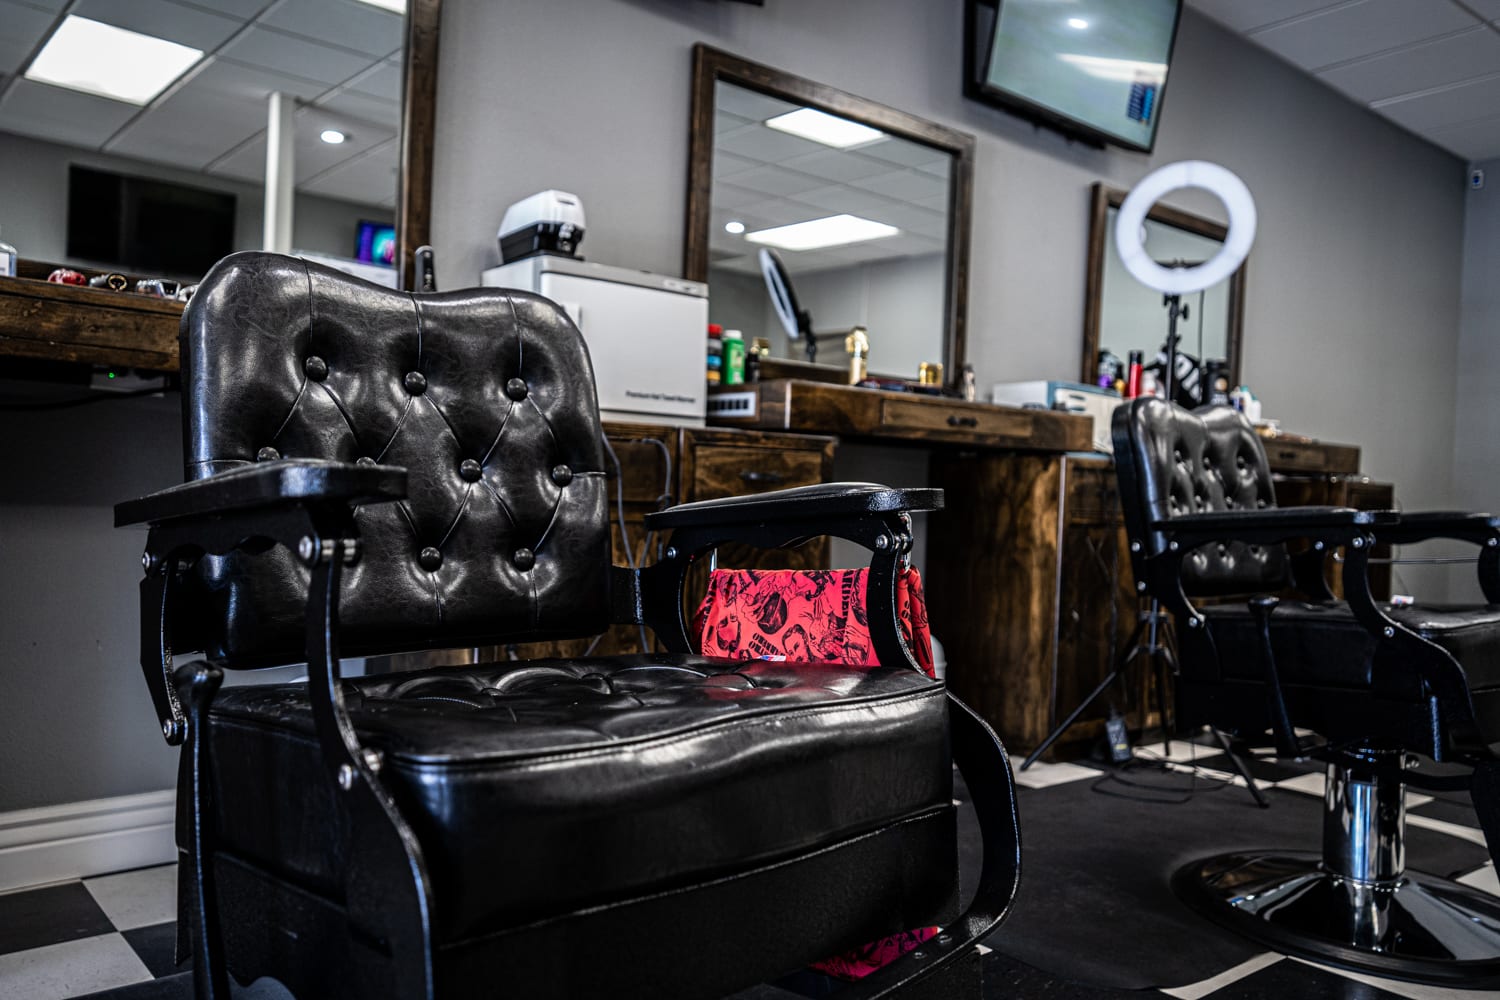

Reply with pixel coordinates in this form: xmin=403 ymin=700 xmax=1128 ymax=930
xmin=744 ymin=214 xmax=899 ymax=252
xmin=765 ymin=107 xmax=887 ymax=149
xmin=26 ymin=15 xmax=203 ymax=105
xmin=352 ymin=0 xmax=408 ymax=12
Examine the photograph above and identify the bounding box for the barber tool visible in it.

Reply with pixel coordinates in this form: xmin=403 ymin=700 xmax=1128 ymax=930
xmin=845 ymin=328 xmax=869 ymax=385
xmin=175 ymin=283 xmax=198 ymax=303
xmin=135 ymin=278 xmax=180 ymax=298
xmin=497 ymin=190 xmax=585 ymax=264
xmin=88 ymin=272 xmax=129 ymax=291
xmin=47 ymin=268 xmax=87 ymax=285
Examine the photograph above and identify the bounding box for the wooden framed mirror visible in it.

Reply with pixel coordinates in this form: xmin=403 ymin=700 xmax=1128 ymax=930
xmin=1082 ymin=182 xmax=1246 ymax=394
xmin=685 ymin=45 xmax=974 ymax=388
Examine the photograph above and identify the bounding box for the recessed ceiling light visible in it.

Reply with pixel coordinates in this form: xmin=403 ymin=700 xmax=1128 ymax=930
xmin=352 ymin=0 xmax=407 ymax=12
xmin=320 ymin=129 xmax=348 ymax=144
xmin=724 ymin=220 xmax=746 ymax=235
xmin=1067 ymin=17 xmax=1089 ymax=29
xmin=764 ymin=108 xmax=886 ymax=149
xmin=25 ymin=15 xmax=203 ymax=105
xmin=744 ymin=214 xmax=899 ymax=252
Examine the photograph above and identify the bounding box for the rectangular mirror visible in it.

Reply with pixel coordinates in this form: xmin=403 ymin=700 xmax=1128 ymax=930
xmin=686 ymin=46 xmax=974 ymax=386
xmin=1082 ymin=182 xmax=1245 ymax=398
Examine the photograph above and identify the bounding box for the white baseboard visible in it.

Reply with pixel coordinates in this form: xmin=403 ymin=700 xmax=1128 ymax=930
xmin=0 ymin=790 xmax=176 ymax=893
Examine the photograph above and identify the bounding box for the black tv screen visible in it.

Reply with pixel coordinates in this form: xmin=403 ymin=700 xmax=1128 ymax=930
xmin=67 ymin=165 xmax=236 ymax=278
xmin=965 ymin=0 xmax=1183 ymax=153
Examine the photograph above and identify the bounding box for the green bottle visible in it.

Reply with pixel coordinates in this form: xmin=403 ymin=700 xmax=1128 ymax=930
xmin=722 ymin=328 xmax=745 ymax=386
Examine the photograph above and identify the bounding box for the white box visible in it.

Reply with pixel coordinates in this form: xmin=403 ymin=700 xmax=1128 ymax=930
xmin=482 ymin=256 xmax=706 ymax=426
xmin=991 ymin=380 xmax=1122 ymax=453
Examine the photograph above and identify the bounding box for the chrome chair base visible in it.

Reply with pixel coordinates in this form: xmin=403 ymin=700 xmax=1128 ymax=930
xmin=1174 ymin=851 xmax=1500 ymax=986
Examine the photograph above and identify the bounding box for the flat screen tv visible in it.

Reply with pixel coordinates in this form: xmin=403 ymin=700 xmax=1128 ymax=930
xmin=965 ymin=0 xmax=1183 ymax=153
xmin=67 ymin=165 xmax=236 ymax=277
xmin=355 ymin=220 xmax=396 ymax=267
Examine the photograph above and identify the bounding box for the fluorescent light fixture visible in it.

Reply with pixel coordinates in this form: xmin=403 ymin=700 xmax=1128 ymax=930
xmin=320 ymin=129 xmax=348 ymax=144
xmin=352 ymin=0 xmax=408 ymax=12
xmin=26 ymin=16 xmax=203 ymax=105
xmin=764 ymin=108 xmax=886 ymax=149
xmin=724 ymin=220 xmax=746 ymax=235
xmin=1057 ymin=54 xmax=1167 ymax=85
xmin=1067 ymin=17 xmax=1089 ymax=29
xmin=745 ymin=214 xmax=899 ymax=252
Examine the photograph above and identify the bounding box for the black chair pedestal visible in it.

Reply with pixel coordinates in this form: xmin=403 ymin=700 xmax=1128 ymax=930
xmin=1173 ymin=748 xmax=1500 ymax=987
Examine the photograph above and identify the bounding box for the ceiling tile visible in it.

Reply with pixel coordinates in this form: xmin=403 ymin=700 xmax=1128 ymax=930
xmin=71 ymin=0 xmax=242 ymax=52
xmin=715 ymin=124 xmax=826 ymax=164
xmin=737 ymin=197 xmax=822 ymax=227
xmin=786 ymin=184 xmax=894 ymax=219
xmin=205 ymin=133 xmax=265 ymax=182
xmin=219 ymin=26 xmax=372 ymax=85
xmin=725 ymin=163 xmax=828 ymax=198
xmin=712 ymin=149 xmax=760 ymax=180
xmin=262 ymin=0 xmax=403 ymax=58
xmin=347 ymin=59 xmax=402 ymax=102
xmin=1317 ymin=26 xmax=1500 ymax=103
xmin=780 ymin=148 xmax=894 ymax=184
xmin=715 ymin=109 xmax=753 ymax=135
xmin=849 ymin=168 xmax=947 ymax=202
xmin=163 ymin=0 xmax=275 ymax=17
xmin=1461 ymin=0 xmax=1500 ymax=19
xmin=191 ymin=56 xmax=328 ymax=103
xmin=710 ymin=181 xmax=771 ymax=213
xmin=1249 ymin=0 xmax=1479 ymax=71
xmin=0 ymin=78 xmax=137 ymax=147
xmin=855 ymin=136 xmax=952 ymax=169
xmin=9 ymin=0 xmax=69 ymax=9
xmin=313 ymin=88 xmax=400 ymax=129
xmin=1421 ymin=112 xmax=1500 ymax=161
xmin=1376 ymin=73 xmax=1500 ymax=133
xmin=715 ymin=85 xmax=798 ymax=122
xmin=107 ymin=83 xmax=266 ymax=167
xmin=0 ymin=0 xmax=56 ymax=76
xmin=294 ymin=122 xmax=395 ymax=182
xmin=299 ymin=142 xmax=399 ymax=207
xmin=1186 ymin=0 xmax=1349 ymax=33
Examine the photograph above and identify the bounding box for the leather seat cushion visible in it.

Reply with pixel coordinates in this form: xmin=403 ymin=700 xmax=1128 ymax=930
xmin=206 ymin=654 xmax=951 ymax=944
xmin=1202 ymin=600 xmax=1500 ymax=696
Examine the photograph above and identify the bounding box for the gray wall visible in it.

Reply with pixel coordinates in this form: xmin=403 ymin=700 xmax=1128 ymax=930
xmin=0 ymin=130 xmax=391 ymax=276
xmin=433 ymin=0 xmax=1466 ymax=523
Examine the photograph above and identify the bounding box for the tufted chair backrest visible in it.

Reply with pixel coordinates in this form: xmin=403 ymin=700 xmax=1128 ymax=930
xmin=1112 ymin=397 xmax=1291 ymax=597
xmin=180 ymin=252 xmax=611 ymax=667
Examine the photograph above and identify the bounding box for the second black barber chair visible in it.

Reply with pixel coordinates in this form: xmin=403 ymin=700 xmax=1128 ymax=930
xmin=1113 ymin=396 xmax=1500 ymax=986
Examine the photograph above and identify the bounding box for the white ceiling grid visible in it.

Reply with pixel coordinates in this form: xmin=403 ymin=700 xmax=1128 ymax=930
xmin=1187 ymin=0 xmax=1500 ymax=161
xmin=709 ymin=88 xmax=952 ymax=277
xmin=0 ymin=0 xmax=402 ymax=209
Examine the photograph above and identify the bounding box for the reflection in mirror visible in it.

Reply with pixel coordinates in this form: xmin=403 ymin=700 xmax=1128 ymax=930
xmin=1083 ymin=183 xmax=1245 ymax=399
xmin=0 ymin=0 xmax=407 ymax=285
xmin=706 ymin=82 xmax=951 ymax=378
xmin=686 ymin=46 xmax=974 ymax=388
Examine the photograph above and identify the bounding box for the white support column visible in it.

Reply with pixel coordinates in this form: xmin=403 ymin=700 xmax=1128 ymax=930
xmin=263 ymin=91 xmax=295 ymax=253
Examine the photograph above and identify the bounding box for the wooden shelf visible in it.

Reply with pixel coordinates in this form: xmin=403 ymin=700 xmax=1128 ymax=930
xmin=710 ymin=379 xmax=1092 ymax=452
xmin=0 ymin=275 xmax=182 ymax=371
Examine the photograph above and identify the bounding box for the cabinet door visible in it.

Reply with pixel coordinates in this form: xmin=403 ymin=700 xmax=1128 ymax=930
xmin=679 ymin=429 xmax=836 ymax=620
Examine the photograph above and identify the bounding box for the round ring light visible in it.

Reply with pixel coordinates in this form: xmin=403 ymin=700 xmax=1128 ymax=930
xmin=1114 ymin=160 xmax=1256 ymax=296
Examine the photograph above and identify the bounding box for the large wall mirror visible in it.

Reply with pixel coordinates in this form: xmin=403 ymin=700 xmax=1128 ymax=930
xmin=1082 ymin=182 xmax=1246 ymax=395
xmin=685 ymin=45 xmax=974 ymax=386
xmin=0 ymin=0 xmax=437 ymax=291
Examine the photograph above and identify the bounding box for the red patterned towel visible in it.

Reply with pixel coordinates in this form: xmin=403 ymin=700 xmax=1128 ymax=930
xmin=691 ymin=566 xmax=938 ymax=980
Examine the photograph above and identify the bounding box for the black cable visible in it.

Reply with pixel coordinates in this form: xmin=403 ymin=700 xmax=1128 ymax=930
xmin=0 ymin=385 xmax=177 ymax=410
xmin=600 ymin=432 xmax=652 ymax=653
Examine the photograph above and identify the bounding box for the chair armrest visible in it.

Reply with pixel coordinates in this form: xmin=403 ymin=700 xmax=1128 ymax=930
xmin=1376 ymin=510 xmax=1500 ymax=545
xmin=644 ymin=482 xmax=942 ymax=532
xmin=115 ymin=459 xmax=407 ymax=527
xmin=1152 ymin=506 xmax=1396 ymax=548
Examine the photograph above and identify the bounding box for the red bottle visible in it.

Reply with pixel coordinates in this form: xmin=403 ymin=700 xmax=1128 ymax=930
xmin=1125 ymin=350 xmax=1144 ymax=399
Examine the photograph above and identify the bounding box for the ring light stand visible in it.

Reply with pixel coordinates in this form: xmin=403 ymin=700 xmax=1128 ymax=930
xmin=759 ymin=248 xmax=866 ymax=365
xmin=1022 ymin=163 xmax=1262 ymax=804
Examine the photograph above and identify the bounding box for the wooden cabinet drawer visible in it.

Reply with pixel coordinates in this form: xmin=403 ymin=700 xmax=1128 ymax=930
xmin=1065 ymin=459 xmax=1120 ymax=525
xmin=879 ymin=397 xmax=1033 ymax=439
xmin=687 ymin=444 xmax=824 ymax=501
xmin=1265 ymin=440 xmax=1360 ymax=475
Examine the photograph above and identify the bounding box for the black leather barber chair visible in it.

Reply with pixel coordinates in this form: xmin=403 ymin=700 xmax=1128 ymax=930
xmin=114 ymin=253 xmax=1019 ymax=1000
xmin=1113 ymin=396 xmax=1500 ymax=986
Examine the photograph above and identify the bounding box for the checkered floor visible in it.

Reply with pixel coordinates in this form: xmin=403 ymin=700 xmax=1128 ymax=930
xmin=2 ymin=737 xmax=1496 ymax=998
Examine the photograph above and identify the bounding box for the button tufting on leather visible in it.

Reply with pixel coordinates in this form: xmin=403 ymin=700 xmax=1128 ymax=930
xmin=506 ymin=377 xmax=528 ymax=401
xmin=304 ymin=356 xmax=328 ymax=381
xmin=513 ymin=547 xmax=536 ymax=571
xmin=419 ymin=546 xmax=442 ymax=571
xmin=356 ymin=456 xmax=376 ymax=467
xmin=551 ymin=464 xmax=572 ymax=487
xmin=404 ymin=371 xmax=428 ymax=395
xmin=257 ymin=446 xmax=280 ymax=461
xmin=460 ymin=458 xmax=482 ymax=482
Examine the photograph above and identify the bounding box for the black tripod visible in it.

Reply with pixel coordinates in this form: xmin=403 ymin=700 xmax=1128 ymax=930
xmin=1019 ymin=295 xmax=1267 ymax=807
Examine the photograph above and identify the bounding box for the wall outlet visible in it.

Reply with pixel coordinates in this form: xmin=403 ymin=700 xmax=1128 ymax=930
xmin=1471 ymin=168 xmax=1486 ymax=191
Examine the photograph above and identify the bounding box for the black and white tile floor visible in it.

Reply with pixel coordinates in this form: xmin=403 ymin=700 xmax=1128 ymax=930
xmin=1 ymin=738 xmax=1495 ymax=998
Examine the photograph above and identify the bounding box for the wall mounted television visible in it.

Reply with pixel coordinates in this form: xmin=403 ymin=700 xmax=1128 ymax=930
xmin=355 ymin=220 xmax=397 ymax=266
xmin=964 ymin=0 xmax=1183 ymax=153
xmin=67 ymin=165 xmax=236 ymax=278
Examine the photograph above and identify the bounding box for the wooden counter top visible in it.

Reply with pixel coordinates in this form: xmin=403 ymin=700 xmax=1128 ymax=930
xmin=0 ymin=276 xmax=182 ymax=371
xmin=708 ymin=378 xmax=1093 ymax=452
